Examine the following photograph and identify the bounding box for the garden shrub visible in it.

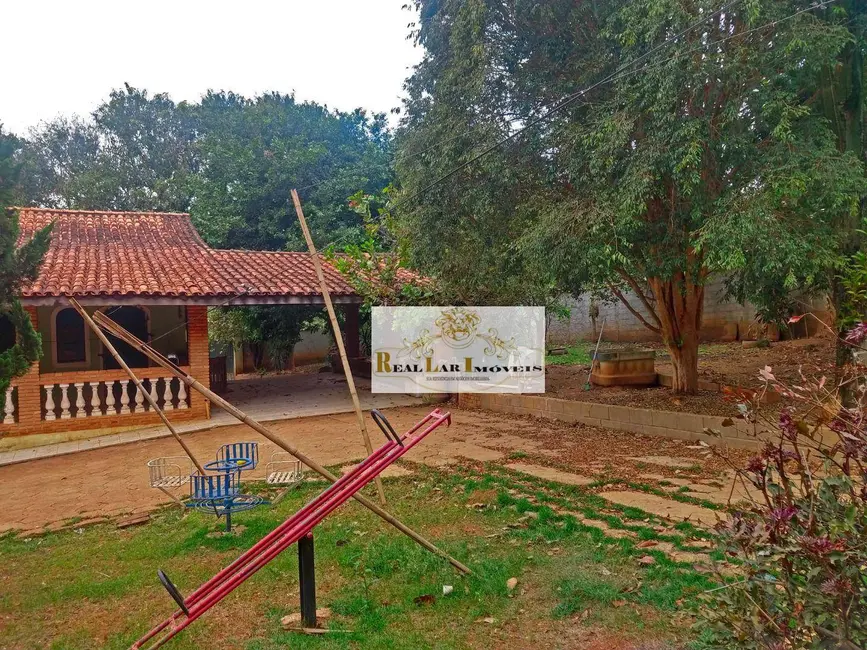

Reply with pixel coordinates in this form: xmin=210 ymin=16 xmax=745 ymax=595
xmin=696 ymin=326 xmax=867 ymax=650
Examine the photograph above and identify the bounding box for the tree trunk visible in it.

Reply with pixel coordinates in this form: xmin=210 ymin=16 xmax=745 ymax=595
xmin=667 ymin=329 xmax=700 ymax=394
xmin=648 ymin=271 xmax=705 ymax=395
xmin=611 ymin=263 xmax=706 ymax=395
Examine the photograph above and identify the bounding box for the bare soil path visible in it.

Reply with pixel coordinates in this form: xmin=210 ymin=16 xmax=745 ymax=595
xmin=0 ymin=405 xmax=751 ymax=535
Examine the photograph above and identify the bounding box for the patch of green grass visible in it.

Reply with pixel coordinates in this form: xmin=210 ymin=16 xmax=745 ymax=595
xmin=553 ymin=574 xmax=624 ymax=616
xmin=546 ymin=343 xmax=592 ymax=366
xmin=508 ymin=450 xmax=528 ymax=460
xmin=0 ymin=464 xmax=715 ymax=650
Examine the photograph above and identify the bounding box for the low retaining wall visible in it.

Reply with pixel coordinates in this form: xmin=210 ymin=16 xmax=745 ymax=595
xmin=457 ymin=393 xmax=768 ymax=450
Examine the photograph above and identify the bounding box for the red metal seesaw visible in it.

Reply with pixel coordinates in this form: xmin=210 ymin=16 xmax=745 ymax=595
xmin=132 ymin=408 xmax=451 ymax=649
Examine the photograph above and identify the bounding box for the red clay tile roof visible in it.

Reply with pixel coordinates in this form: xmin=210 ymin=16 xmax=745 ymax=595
xmin=14 ymin=208 xmax=359 ymax=301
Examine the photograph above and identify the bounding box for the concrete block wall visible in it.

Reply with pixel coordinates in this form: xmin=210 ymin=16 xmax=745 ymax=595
xmin=547 ymin=279 xmax=830 ymax=344
xmin=457 ymin=392 xmax=785 ymax=451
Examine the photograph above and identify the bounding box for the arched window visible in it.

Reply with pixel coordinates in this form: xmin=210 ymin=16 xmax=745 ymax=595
xmin=54 ymin=307 xmax=88 ymax=365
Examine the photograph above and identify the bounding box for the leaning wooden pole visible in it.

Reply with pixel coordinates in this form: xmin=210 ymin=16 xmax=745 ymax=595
xmin=69 ymin=298 xmax=208 ymax=476
xmin=91 ymin=311 xmax=471 ymax=575
xmin=290 ymin=189 xmax=387 ymax=506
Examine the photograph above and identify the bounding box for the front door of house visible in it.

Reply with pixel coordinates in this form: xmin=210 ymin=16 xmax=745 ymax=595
xmin=102 ymin=307 xmax=149 ymax=369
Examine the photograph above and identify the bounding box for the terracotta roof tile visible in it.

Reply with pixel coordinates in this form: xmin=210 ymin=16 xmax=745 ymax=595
xmin=13 ymin=208 xmax=357 ymax=299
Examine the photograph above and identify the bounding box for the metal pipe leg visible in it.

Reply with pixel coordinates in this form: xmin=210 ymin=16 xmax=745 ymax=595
xmin=298 ymin=534 xmax=317 ymax=628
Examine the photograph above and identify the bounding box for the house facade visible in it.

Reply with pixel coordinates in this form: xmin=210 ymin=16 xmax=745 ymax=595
xmin=1 ymin=208 xmax=364 ymax=437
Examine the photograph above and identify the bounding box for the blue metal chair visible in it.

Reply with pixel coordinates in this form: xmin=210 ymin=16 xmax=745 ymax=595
xmin=190 ymin=469 xmax=241 ymax=501
xmin=187 ymin=443 xmax=264 ymax=532
xmin=215 ymin=442 xmax=259 ymax=472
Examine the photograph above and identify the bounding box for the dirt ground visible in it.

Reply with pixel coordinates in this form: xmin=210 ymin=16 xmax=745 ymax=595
xmin=0 ymin=405 xmax=748 ymax=535
xmin=547 ymin=336 xmax=836 ymax=416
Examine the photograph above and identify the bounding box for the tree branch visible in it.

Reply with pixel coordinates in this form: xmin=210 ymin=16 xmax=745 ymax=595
xmin=616 ymin=269 xmax=662 ymax=329
xmin=608 ymin=283 xmax=661 ymax=334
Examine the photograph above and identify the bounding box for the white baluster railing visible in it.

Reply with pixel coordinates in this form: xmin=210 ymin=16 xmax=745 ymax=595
xmin=90 ymin=381 xmax=102 ymax=416
xmin=74 ymin=382 xmax=86 ymax=418
xmin=59 ymin=383 xmax=71 ymax=419
xmin=148 ymin=378 xmax=159 ymax=411
xmin=119 ymin=380 xmax=130 ymax=414
xmin=162 ymin=378 xmax=174 ymax=411
xmin=177 ymin=381 xmax=188 ymax=409
xmin=133 ymin=382 xmax=144 ymax=413
xmin=105 ymin=381 xmax=116 ymax=414
xmin=44 ymin=385 xmax=56 ymax=420
xmin=40 ymin=375 xmax=192 ymax=422
xmin=2 ymin=386 xmax=16 ymax=424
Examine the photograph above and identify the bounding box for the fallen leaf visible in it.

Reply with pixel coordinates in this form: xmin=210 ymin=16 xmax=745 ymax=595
xmin=413 ymin=594 xmax=436 ymax=606
xmin=636 ymin=540 xmax=658 ymax=549
xmin=506 ymin=577 xmax=518 ymax=592
xmin=638 ymin=555 xmax=656 ymax=565
xmin=612 ymin=600 xmax=627 ymax=608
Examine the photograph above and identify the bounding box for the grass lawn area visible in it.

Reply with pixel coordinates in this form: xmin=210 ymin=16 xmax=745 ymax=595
xmin=545 ymin=343 xmax=592 ymax=366
xmin=0 ymin=464 xmax=717 ymax=649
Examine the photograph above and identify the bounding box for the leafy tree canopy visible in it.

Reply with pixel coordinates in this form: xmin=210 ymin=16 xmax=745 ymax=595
xmin=395 ymin=0 xmax=867 ymax=392
xmin=190 ymin=91 xmax=392 ymax=250
xmin=0 ymin=125 xmax=51 ymax=404
xmin=15 ymin=84 xmax=393 ymax=252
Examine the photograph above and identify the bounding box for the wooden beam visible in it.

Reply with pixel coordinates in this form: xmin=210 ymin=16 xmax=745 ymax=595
xmin=290 ymin=189 xmax=386 ymax=507
xmin=90 ymin=310 xmax=471 ymax=575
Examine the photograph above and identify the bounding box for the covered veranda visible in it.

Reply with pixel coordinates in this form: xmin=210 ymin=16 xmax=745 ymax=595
xmin=2 ymin=208 xmax=416 ymax=443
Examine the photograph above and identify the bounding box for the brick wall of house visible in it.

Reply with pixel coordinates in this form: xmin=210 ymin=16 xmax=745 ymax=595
xmin=187 ymin=305 xmax=211 ymax=419
xmin=15 ymin=306 xmax=43 ymax=428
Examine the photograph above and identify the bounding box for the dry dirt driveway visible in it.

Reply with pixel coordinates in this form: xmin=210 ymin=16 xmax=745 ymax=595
xmin=0 ymin=406 xmax=547 ymax=533
xmin=0 ymin=405 xmax=737 ymax=534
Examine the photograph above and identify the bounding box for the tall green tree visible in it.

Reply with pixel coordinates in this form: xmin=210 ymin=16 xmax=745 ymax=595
xmin=0 ymin=126 xmax=51 ymax=406
xmin=394 ymin=0 xmax=600 ymax=305
xmin=19 ymin=85 xmax=198 ymax=212
xmin=16 ymin=86 xmax=394 ymax=253
xmin=397 ymin=0 xmax=866 ymax=393
xmin=190 ymin=92 xmax=392 ymax=250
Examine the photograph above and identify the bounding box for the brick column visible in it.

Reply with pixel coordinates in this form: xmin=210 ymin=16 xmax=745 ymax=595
xmin=16 ymin=306 xmax=42 ymax=427
xmin=186 ymin=306 xmax=211 ymax=419
xmin=343 ymin=303 xmax=361 ymax=359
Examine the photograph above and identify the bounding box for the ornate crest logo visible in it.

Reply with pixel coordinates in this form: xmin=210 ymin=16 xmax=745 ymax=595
xmin=400 ymin=307 xmax=517 ymax=360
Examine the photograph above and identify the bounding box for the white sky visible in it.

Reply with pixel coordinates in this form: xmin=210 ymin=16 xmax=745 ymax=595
xmin=2 ymin=0 xmax=423 ymax=136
